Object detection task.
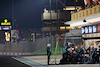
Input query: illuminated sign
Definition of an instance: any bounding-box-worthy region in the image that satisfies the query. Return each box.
[81,27,85,34]
[82,25,100,34]
[5,32,10,41]
[0,26,1,30]
[93,26,96,33]
[0,18,12,26]
[98,26,100,31]
[89,26,92,33]
[85,27,88,33]
[1,19,11,25]
[11,30,17,44]
[0,26,12,30]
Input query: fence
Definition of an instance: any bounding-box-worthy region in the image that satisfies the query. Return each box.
[0,34,63,55]
[0,34,82,55]
[0,43,34,56]
[32,34,63,52]
[32,35,82,54]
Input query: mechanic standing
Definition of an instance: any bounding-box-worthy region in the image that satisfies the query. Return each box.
[47,43,51,65]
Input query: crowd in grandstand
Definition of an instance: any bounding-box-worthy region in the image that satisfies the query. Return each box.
[71,1,100,14]
[80,1,99,10]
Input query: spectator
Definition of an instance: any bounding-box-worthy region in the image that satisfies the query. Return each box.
[81,5,85,10]
[92,1,96,6]
[73,1,99,13]
[95,1,99,5]
[70,11,75,14]
[76,8,80,12]
[87,3,90,8]
[90,3,93,8]
[85,4,88,9]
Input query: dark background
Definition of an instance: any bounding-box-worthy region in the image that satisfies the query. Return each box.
[0,0,84,29]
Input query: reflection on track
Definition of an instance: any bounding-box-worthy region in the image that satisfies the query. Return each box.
[13,57,48,67]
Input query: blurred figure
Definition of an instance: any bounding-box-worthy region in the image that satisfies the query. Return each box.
[92,1,96,6]
[95,1,99,5]
[81,5,85,10]
[76,8,80,12]
[87,3,90,8]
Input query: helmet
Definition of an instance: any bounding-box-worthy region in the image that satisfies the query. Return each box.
[47,43,51,47]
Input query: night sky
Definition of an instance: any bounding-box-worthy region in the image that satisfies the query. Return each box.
[0,0,49,29]
[0,0,84,29]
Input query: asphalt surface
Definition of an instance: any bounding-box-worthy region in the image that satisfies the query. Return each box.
[0,55,99,67]
[22,55,100,67]
[0,56,31,67]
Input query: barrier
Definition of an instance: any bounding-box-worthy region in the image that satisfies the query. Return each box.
[32,47,64,55]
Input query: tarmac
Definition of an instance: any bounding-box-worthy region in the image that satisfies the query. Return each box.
[13,54,100,67]
[0,56,31,67]
[23,55,62,65]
